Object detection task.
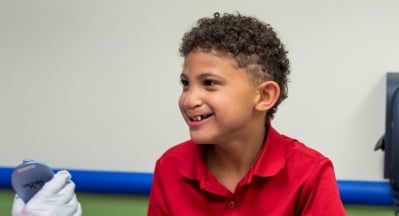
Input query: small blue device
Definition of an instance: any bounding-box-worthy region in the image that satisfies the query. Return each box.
[11,159,54,203]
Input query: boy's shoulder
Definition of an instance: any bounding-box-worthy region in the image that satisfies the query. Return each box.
[155,140,204,178]
[279,132,332,172]
[269,125,328,162]
[157,140,197,161]
[284,135,328,159]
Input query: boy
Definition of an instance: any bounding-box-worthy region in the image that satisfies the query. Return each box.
[148,12,346,215]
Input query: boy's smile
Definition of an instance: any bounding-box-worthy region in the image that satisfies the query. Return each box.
[186,113,213,128]
[179,49,261,145]
[187,112,213,123]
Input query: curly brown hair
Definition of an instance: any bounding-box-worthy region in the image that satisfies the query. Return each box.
[179,12,291,124]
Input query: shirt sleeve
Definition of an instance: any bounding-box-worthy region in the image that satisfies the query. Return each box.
[299,158,347,216]
[147,160,170,216]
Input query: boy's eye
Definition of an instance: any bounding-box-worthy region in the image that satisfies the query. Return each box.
[180,79,189,87]
[203,79,218,86]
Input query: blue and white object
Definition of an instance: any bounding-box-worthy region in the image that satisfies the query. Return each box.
[11,159,54,203]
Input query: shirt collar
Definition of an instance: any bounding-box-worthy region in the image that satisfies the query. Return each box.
[252,125,285,177]
[180,124,286,180]
[180,142,208,180]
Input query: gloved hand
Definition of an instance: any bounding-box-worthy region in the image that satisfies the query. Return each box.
[12,170,82,216]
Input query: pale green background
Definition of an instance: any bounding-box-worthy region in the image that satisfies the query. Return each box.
[0,189,394,215]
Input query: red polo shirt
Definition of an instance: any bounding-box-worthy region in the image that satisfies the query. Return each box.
[148,126,346,215]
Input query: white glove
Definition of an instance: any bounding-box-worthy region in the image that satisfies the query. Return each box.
[12,170,82,216]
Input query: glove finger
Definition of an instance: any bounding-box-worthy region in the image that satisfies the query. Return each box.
[31,181,76,205]
[56,181,76,204]
[25,195,80,216]
[11,194,25,215]
[55,194,80,216]
[37,170,71,195]
[67,195,81,214]
[73,202,82,216]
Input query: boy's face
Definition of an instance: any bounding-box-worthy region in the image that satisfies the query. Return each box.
[179,50,262,145]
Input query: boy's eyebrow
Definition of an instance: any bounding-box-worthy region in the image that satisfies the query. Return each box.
[198,72,221,79]
[179,73,187,79]
[180,71,221,80]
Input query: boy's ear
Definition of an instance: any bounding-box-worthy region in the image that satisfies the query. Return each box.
[254,81,280,111]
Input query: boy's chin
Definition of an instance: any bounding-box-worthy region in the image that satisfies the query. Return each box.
[190,138,210,145]
[189,134,213,145]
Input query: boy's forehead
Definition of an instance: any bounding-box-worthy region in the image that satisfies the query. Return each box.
[183,49,238,68]
[180,51,255,81]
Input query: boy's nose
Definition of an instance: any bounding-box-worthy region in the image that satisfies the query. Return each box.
[182,89,203,110]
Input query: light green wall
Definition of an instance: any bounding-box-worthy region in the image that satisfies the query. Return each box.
[0,189,394,215]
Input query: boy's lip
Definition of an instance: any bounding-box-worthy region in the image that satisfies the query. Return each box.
[186,113,213,127]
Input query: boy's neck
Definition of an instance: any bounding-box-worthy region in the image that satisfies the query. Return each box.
[205,125,268,192]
